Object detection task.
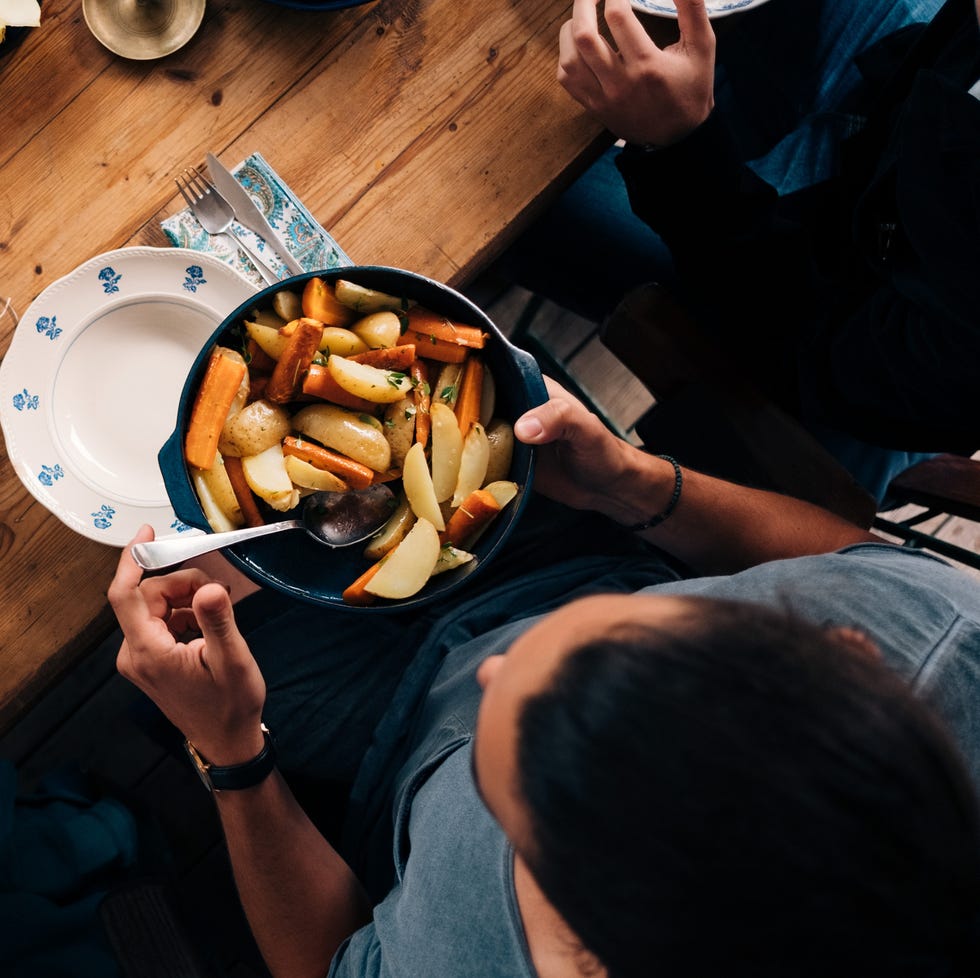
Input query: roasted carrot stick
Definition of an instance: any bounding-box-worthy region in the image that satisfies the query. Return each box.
[266,319,324,403]
[342,558,385,606]
[302,277,356,327]
[441,488,501,547]
[282,436,375,490]
[349,345,417,371]
[224,455,265,528]
[404,307,487,348]
[395,330,469,364]
[454,354,484,436]
[301,364,378,413]
[411,358,431,447]
[184,350,247,470]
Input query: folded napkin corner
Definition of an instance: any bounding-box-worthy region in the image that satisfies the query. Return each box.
[161,153,352,287]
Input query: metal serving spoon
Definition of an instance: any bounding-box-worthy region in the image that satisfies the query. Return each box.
[131,484,396,572]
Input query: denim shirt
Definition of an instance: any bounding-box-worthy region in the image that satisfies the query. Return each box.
[329,543,980,976]
[328,614,541,978]
[652,544,980,790]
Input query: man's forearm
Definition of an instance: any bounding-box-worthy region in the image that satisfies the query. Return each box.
[214,771,371,978]
[599,448,878,574]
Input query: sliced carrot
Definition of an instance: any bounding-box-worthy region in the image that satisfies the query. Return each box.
[396,330,469,363]
[411,358,431,447]
[301,363,379,413]
[371,467,403,484]
[302,277,356,327]
[278,316,324,337]
[266,319,324,403]
[224,455,265,528]
[282,436,375,490]
[441,488,501,547]
[184,350,248,470]
[349,345,417,371]
[342,558,385,606]
[454,354,484,436]
[404,307,487,349]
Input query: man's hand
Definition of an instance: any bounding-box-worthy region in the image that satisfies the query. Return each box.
[558,0,715,146]
[108,525,266,765]
[514,376,637,514]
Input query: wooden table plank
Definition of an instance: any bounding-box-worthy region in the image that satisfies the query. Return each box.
[0,0,608,733]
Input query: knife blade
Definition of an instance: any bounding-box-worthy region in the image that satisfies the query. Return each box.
[206,153,305,277]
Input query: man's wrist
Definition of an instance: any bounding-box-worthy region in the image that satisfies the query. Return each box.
[625,456,683,532]
[596,447,680,530]
[185,724,277,793]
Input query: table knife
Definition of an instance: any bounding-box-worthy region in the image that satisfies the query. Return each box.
[206,153,305,276]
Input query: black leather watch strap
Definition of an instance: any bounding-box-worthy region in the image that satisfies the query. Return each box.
[184,724,276,793]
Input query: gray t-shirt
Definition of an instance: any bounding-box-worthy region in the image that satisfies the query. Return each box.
[328,543,980,977]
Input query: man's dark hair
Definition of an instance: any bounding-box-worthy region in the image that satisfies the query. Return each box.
[517,597,980,978]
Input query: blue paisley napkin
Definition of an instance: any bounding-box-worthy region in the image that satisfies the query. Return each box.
[161,152,352,286]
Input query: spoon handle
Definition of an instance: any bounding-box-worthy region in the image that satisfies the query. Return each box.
[131,520,304,571]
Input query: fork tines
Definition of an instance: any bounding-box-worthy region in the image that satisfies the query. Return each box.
[174,166,214,207]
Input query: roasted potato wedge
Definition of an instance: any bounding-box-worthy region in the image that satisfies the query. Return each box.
[192,459,244,532]
[434,362,463,409]
[484,419,515,486]
[272,290,303,323]
[242,443,299,512]
[284,455,349,494]
[483,479,519,509]
[219,399,292,458]
[383,397,417,470]
[335,279,409,314]
[364,517,441,599]
[245,320,290,362]
[318,326,369,357]
[402,441,446,531]
[327,355,413,404]
[247,307,287,330]
[431,545,474,576]
[292,404,392,472]
[452,422,490,507]
[430,402,463,503]
[362,492,417,561]
[352,311,402,350]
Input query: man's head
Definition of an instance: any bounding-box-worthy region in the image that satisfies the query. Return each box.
[473,594,980,978]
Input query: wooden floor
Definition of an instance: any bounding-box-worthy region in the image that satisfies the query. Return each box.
[1,276,977,977]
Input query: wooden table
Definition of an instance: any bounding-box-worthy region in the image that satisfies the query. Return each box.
[0,0,615,732]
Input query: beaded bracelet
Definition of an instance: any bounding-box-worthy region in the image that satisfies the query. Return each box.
[627,455,683,532]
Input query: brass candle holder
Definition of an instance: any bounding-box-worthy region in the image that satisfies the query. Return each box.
[82,0,205,60]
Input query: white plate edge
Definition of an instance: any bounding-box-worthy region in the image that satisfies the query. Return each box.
[0,247,255,545]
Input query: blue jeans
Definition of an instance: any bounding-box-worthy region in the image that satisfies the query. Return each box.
[714,0,943,193]
[499,0,943,322]
[497,0,943,502]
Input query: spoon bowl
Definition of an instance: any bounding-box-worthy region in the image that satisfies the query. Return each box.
[131,484,396,572]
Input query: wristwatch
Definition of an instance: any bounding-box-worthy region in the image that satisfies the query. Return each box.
[184,724,276,793]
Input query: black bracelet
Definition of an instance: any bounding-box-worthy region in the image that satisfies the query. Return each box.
[627,455,683,532]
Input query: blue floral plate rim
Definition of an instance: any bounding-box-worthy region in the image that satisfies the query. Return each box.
[258,0,374,9]
[630,0,772,19]
[0,247,254,545]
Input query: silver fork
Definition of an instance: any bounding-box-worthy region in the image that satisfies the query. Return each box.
[175,168,281,286]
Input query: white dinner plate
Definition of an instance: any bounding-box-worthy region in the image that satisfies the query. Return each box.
[0,247,254,545]
[631,0,773,19]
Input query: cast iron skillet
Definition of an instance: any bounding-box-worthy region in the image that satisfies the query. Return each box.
[158,265,547,611]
